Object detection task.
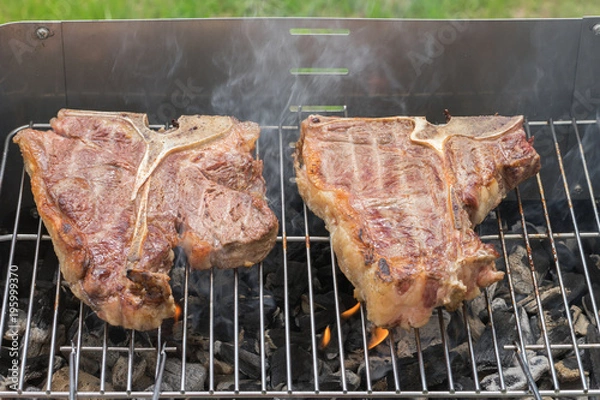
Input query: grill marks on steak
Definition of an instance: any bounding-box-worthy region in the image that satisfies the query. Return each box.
[14,109,278,331]
[294,115,540,329]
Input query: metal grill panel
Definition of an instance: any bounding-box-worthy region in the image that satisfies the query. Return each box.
[1,116,600,398]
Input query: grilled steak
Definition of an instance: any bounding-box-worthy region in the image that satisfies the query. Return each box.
[294,115,540,329]
[14,109,278,331]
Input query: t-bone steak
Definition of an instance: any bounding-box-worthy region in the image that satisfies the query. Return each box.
[294,114,540,329]
[14,109,279,331]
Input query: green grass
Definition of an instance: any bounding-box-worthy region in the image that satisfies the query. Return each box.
[1,0,599,24]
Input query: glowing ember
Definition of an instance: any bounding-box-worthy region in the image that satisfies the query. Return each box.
[174,303,183,323]
[320,325,332,349]
[367,327,389,350]
[341,302,361,319]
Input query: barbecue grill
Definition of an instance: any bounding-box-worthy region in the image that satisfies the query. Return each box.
[1,17,600,398]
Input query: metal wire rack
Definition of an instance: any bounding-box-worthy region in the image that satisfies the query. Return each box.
[1,114,600,399]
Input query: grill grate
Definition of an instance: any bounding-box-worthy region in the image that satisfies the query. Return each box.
[1,115,600,398]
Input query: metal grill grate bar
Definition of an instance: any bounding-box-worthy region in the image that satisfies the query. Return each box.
[3,231,600,245]
[100,323,109,393]
[255,126,269,394]
[388,330,401,392]
[17,217,43,392]
[258,261,267,393]
[3,231,600,244]
[437,310,454,392]
[233,267,240,392]
[46,264,63,393]
[464,300,484,391]
[127,331,135,393]
[208,266,215,393]
[328,237,349,392]
[277,123,294,393]
[302,202,321,392]
[414,328,428,392]
[359,303,373,392]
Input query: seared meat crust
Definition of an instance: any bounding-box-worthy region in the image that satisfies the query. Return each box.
[294,115,540,329]
[15,109,278,331]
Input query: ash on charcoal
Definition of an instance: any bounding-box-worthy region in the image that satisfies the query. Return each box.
[555,356,588,383]
[48,365,113,397]
[538,303,570,332]
[372,376,388,391]
[23,325,49,360]
[508,245,536,296]
[212,358,234,375]
[517,285,562,314]
[480,355,549,391]
[162,358,206,392]
[111,355,147,391]
[572,305,591,336]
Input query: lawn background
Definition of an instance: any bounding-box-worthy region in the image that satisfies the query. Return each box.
[1,0,600,23]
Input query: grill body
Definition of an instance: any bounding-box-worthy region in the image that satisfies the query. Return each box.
[1,17,600,398]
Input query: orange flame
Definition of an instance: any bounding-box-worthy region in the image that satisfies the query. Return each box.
[367,327,389,350]
[320,325,332,350]
[174,303,183,323]
[341,302,361,319]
